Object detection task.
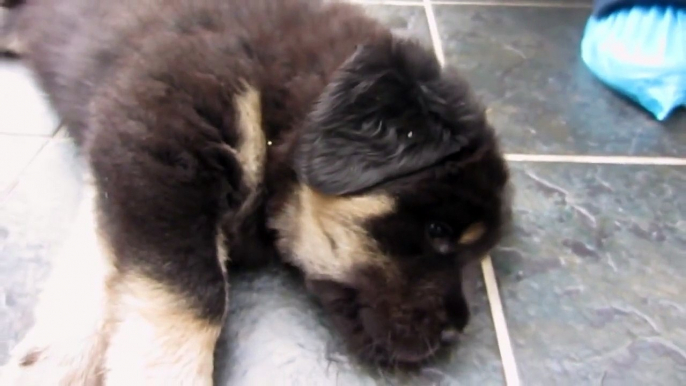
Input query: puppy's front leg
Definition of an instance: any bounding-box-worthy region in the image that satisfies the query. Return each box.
[104,273,224,386]
[89,140,231,384]
[3,133,232,386]
[2,169,229,386]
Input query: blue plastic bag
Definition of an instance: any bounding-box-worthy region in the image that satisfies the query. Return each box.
[581,6,686,121]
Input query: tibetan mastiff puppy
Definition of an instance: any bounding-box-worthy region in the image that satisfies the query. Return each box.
[0,0,511,384]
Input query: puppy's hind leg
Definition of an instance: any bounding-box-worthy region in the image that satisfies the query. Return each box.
[0,179,117,386]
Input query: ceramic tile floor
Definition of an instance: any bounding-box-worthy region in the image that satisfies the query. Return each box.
[1,1,685,385]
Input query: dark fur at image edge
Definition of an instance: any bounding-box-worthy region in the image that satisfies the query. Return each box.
[2,0,511,367]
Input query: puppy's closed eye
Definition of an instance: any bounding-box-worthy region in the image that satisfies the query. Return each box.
[426,221,456,254]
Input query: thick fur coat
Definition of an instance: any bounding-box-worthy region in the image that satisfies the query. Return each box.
[0,0,511,383]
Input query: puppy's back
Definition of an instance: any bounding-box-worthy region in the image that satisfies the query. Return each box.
[9,0,383,145]
[10,0,165,141]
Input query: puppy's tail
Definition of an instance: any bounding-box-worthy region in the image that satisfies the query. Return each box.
[1,0,26,57]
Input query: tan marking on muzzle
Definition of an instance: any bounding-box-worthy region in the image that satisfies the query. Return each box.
[458,222,485,245]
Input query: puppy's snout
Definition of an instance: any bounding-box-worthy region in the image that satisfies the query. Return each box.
[444,288,470,331]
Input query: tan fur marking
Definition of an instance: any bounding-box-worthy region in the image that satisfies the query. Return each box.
[234,83,266,190]
[104,274,221,386]
[0,177,225,386]
[212,84,265,273]
[216,228,229,271]
[215,228,230,320]
[458,222,486,245]
[271,186,396,280]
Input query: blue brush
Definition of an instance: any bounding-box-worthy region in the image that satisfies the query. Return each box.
[581,1,686,121]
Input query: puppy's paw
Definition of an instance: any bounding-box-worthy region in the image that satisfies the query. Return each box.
[0,324,108,386]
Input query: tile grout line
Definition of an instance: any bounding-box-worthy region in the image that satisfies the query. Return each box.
[0,138,50,201]
[0,132,54,138]
[505,154,686,165]
[482,256,521,386]
[52,123,69,139]
[423,1,521,385]
[423,0,446,66]
[0,124,65,201]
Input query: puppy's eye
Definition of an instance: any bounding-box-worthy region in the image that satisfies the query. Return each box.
[426,221,453,239]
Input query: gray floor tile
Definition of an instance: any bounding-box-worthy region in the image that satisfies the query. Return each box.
[0,60,60,136]
[215,264,504,385]
[0,138,84,365]
[492,162,686,385]
[0,135,47,196]
[434,5,686,156]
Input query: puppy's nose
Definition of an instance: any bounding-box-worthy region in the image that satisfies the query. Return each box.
[440,328,460,344]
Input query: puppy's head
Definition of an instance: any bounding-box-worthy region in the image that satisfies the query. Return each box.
[272,36,511,366]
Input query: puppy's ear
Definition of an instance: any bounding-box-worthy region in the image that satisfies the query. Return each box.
[294,36,488,196]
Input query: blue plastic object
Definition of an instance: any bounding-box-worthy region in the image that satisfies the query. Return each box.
[581,5,686,121]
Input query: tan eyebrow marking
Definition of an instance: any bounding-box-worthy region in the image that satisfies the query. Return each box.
[458,222,485,245]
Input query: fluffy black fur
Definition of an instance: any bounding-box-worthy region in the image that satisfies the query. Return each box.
[294,37,485,196]
[2,0,511,370]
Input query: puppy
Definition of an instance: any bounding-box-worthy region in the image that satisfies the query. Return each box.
[0,0,511,383]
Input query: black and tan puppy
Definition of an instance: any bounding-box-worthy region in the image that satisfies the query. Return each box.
[0,0,511,383]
